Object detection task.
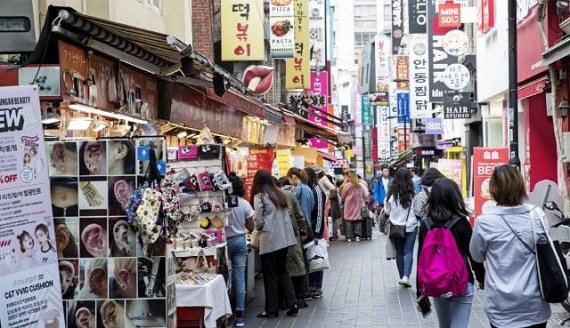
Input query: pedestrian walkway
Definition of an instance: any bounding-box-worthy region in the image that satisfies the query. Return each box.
[244,231,569,327]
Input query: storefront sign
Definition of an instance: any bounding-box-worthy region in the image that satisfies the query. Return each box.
[363,129,372,160]
[397,93,410,123]
[361,95,372,127]
[221,0,265,61]
[309,0,326,69]
[59,40,88,104]
[409,0,428,34]
[442,30,470,56]
[308,71,330,149]
[119,65,159,120]
[372,91,389,107]
[375,34,391,92]
[270,0,295,58]
[286,0,310,89]
[378,106,391,160]
[443,92,472,119]
[397,127,411,152]
[395,56,409,90]
[479,0,494,33]
[426,117,443,134]
[288,93,326,118]
[243,65,275,95]
[276,149,292,177]
[392,0,404,55]
[438,1,461,28]
[473,147,509,218]
[245,148,274,200]
[0,86,64,328]
[416,146,436,157]
[442,63,470,91]
[427,0,458,103]
[409,36,429,118]
[90,54,119,110]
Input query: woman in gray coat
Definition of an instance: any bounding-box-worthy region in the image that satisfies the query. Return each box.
[251,170,299,318]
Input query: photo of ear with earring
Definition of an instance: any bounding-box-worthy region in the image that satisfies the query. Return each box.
[109,258,137,299]
[109,218,135,257]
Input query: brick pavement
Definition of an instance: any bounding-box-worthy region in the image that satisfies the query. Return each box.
[242,231,569,328]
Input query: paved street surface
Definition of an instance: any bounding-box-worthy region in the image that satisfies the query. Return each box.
[243,231,569,328]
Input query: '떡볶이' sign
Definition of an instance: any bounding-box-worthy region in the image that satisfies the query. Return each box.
[221,0,265,61]
[286,0,310,89]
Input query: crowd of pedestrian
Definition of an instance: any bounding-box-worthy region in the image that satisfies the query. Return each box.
[226,161,557,328]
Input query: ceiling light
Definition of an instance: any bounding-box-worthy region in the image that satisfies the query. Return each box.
[42,117,61,124]
[69,103,148,125]
[92,121,108,132]
[67,118,93,131]
[177,131,188,138]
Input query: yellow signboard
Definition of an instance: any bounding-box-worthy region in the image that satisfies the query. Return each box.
[221,0,265,61]
[285,0,310,89]
[276,149,292,177]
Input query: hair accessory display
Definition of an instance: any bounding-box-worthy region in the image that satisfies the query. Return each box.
[196,171,213,191]
[184,175,201,192]
[211,199,224,213]
[210,173,220,191]
[198,144,221,160]
[178,145,199,160]
[213,171,232,191]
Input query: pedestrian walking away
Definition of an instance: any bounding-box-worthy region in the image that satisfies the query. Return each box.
[341,170,369,242]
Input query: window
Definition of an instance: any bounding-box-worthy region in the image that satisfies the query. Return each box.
[148,0,161,13]
[354,5,376,19]
[354,32,375,48]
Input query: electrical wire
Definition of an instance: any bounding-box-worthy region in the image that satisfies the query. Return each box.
[29,16,59,86]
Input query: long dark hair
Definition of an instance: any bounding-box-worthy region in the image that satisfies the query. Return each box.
[304,167,318,187]
[250,170,288,209]
[387,168,414,208]
[420,167,445,187]
[427,178,469,221]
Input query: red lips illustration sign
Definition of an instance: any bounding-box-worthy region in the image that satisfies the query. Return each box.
[308,71,330,149]
[242,65,275,95]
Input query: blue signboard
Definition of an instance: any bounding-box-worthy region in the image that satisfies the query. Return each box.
[397,93,410,123]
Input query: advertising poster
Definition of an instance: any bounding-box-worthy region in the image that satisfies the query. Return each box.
[397,93,410,124]
[286,0,310,89]
[0,86,64,328]
[437,159,464,195]
[269,0,295,58]
[46,137,175,328]
[378,106,391,160]
[397,127,411,153]
[276,149,293,177]
[394,56,410,91]
[473,147,508,219]
[309,0,326,69]
[245,148,274,200]
[391,0,404,55]
[375,34,391,92]
[408,35,430,119]
[408,0,428,34]
[425,117,443,134]
[308,71,330,149]
[221,0,265,61]
[361,95,372,127]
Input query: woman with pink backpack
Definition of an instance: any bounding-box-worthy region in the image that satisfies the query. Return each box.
[416,178,485,327]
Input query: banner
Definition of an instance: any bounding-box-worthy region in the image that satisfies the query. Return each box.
[443,92,472,119]
[409,36,429,118]
[276,149,292,177]
[378,106,391,160]
[309,0,326,69]
[308,71,330,149]
[372,127,378,161]
[221,0,265,61]
[375,34,391,92]
[395,56,409,91]
[408,0,428,34]
[473,147,509,218]
[479,0,495,33]
[245,148,274,200]
[397,93,410,123]
[270,0,295,58]
[397,127,411,152]
[0,86,64,328]
[425,117,443,134]
[361,95,372,127]
[391,0,404,55]
[363,129,372,160]
[286,0,310,89]
[427,0,457,103]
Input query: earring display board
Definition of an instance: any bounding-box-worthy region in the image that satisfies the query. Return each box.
[46,138,176,328]
[0,86,65,328]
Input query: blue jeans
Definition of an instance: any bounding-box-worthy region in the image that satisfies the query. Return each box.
[227,235,248,311]
[433,283,474,328]
[393,230,417,278]
[309,270,323,290]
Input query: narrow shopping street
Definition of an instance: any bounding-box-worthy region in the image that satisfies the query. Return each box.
[245,232,569,328]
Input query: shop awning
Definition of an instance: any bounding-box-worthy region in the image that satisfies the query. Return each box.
[532,36,570,69]
[318,150,337,162]
[518,76,548,100]
[388,148,415,168]
[293,115,353,145]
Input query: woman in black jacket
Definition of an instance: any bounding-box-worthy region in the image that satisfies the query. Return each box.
[416,178,485,328]
[305,167,326,299]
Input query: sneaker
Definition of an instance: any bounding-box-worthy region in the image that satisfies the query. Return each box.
[401,276,412,288]
[234,317,245,327]
[346,239,352,242]
[355,237,361,242]
[286,304,299,317]
[311,289,323,298]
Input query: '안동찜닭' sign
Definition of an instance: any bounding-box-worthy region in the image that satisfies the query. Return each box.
[221,0,265,61]
[0,85,64,328]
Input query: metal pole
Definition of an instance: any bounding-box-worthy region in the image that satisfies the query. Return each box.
[508,0,521,168]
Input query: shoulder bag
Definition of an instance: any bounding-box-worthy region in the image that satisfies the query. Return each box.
[499,208,569,303]
[389,204,411,239]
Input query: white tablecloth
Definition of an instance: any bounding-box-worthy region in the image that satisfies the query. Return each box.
[176,275,232,328]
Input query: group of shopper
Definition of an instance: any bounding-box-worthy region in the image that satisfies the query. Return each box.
[380,165,553,328]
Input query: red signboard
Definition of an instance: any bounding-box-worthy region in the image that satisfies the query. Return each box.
[473,147,509,220]
[478,0,494,33]
[244,148,274,201]
[59,40,88,103]
[438,2,461,28]
[372,127,378,162]
[397,127,411,153]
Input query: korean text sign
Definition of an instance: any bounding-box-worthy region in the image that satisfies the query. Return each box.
[221,0,265,61]
[286,0,310,89]
[473,147,508,219]
[0,86,64,328]
[308,71,330,149]
[409,36,429,119]
[270,0,295,58]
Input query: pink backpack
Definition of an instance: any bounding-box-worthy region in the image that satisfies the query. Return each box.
[418,216,469,298]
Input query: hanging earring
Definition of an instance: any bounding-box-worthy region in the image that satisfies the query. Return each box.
[119,281,127,291]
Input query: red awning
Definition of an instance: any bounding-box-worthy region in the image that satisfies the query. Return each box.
[318,150,336,161]
[518,76,548,100]
[205,88,266,118]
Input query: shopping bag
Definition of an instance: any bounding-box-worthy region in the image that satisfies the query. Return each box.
[304,239,330,272]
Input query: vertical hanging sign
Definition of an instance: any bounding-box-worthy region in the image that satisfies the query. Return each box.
[391,0,404,55]
[309,0,326,69]
[378,106,391,160]
[270,0,295,58]
[0,86,64,328]
[286,0,310,89]
[361,95,372,126]
[409,36,429,118]
[308,71,330,149]
[408,0,428,34]
[221,0,265,61]
[375,34,391,92]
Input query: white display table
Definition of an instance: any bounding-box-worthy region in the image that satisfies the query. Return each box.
[176,274,233,328]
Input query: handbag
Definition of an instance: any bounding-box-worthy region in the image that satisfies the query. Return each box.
[192,250,218,274]
[304,239,330,272]
[389,205,411,239]
[500,208,570,303]
[250,229,261,250]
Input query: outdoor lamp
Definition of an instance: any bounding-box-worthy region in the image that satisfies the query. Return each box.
[559,98,569,118]
[557,0,570,15]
